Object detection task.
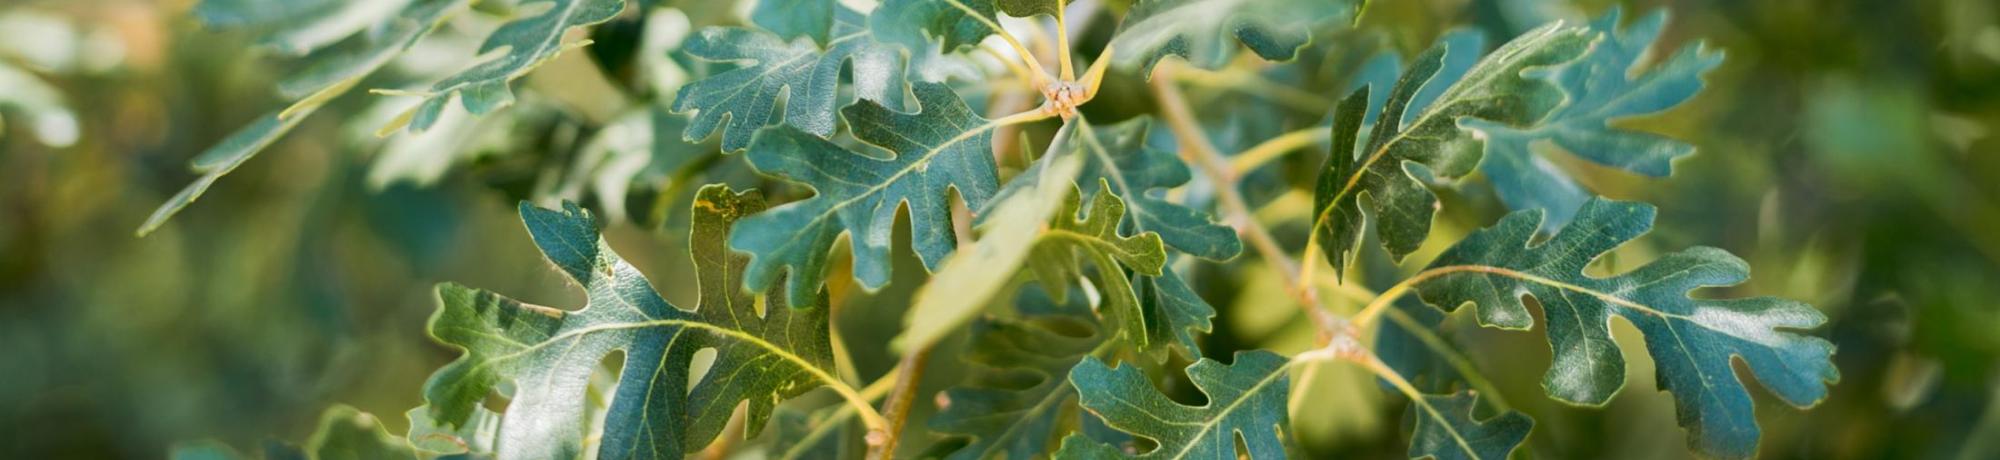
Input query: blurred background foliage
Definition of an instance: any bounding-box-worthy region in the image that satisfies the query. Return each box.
[1,0,1997,458]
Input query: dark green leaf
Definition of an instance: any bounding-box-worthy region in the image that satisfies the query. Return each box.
[730,82,1001,308]
[1415,198,1838,459]
[1063,351,1292,459]
[169,406,417,460]
[1310,23,1592,277]
[928,288,1108,460]
[1109,0,1362,76]
[1467,8,1723,229]
[421,187,839,459]
[1405,391,1531,460]
[674,8,909,151]
[1064,117,1241,261]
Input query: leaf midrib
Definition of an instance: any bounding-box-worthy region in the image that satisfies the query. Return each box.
[1312,26,1569,235]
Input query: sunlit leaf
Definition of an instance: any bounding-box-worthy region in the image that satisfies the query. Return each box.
[928,288,1108,460]
[1405,391,1531,460]
[1414,198,1838,459]
[421,187,840,459]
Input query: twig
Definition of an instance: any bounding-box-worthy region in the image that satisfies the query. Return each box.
[866,347,934,459]
[1149,62,1341,342]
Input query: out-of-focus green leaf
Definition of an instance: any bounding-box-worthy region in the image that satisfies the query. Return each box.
[1415,198,1839,459]
[730,82,1002,308]
[1108,0,1361,76]
[0,61,77,147]
[673,8,908,151]
[1005,117,1240,261]
[1405,391,1531,460]
[1310,23,1591,276]
[168,406,416,460]
[1058,351,1292,459]
[421,187,837,459]
[406,404,499,458]
[1467,8,1722,229]
[388,0,625,133]
[928,288,1107,460]
[752,0,836,46]
[139,0,464,236]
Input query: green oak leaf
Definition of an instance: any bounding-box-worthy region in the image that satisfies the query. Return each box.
[1406,391,1531,460]
[406,404,499,458]
[1310,23,1592,277]
[170,405,417,460]
[1466,8,1723,229]
[390,0,625,133]
[1060,350,1292,459]
[869,0,1021,53]
[731,82,1001,308]
[421,186,839,459]
[752,0,836,46]
[1109,0,1361,76]
[928,288,1108,460]
[139,0,464,236]
[1003,117,1241,261]
[1020,180,1168,353]
[1414,198,1838,459]
[987,118,1221,360]
[673,8,909,151]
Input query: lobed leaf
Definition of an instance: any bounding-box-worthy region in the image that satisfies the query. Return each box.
[674,8,909,151]
[1059,351,1292,459]
[389,0,625,133]
[1414,198,1839,459]
[928,288,1108,460]
[730,82,1002,308]
[1405,391,1532,460]
[421,186,839,459]
[1310,23,1593,277]
[1466,8,1723,229]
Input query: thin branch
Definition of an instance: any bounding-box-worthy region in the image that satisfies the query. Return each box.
[1231,127,1331,173]
[866,346,934,459]
[1150,62,1341,341]
[1379,306,1513,411]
